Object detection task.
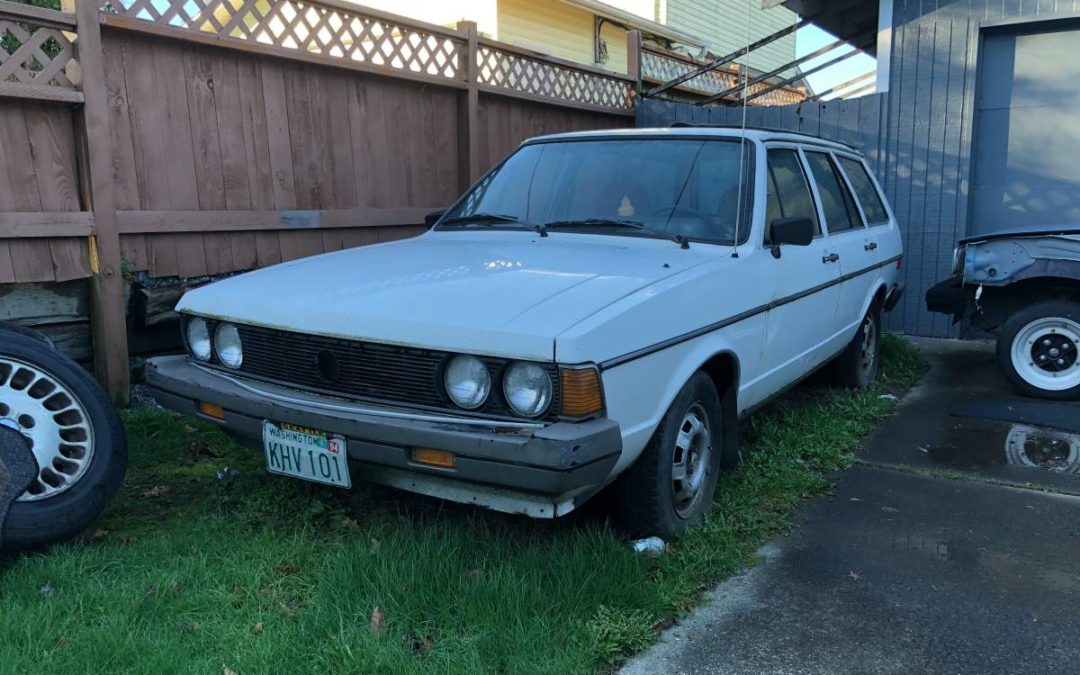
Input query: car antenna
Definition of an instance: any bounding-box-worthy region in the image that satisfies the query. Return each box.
[730,0,753,260]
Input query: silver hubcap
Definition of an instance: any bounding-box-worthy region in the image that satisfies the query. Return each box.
[672,403,712,519]
[1010,317,1080,392]
[860,314,877,376]
[0,357,95,502]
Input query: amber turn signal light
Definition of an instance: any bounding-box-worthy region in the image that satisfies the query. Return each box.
[198,401,225,420]
[559,367,604,418]
[411,447,456,469]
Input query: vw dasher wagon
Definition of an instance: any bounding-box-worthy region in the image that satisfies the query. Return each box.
[146,127,904,537]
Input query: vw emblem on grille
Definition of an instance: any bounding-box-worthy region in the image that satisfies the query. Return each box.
[316,349,341,384]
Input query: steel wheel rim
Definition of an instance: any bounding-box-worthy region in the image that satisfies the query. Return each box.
[860,313,878,376]
[672,402,712,519]
[1010,317,1080,392]
[0,357,95,502]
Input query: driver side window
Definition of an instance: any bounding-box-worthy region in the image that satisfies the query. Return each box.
[764,149,821,245]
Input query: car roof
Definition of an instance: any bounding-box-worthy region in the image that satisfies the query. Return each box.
[524,126,861,155]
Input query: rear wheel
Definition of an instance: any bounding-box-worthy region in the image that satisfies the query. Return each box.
[0,325,127,551]
[614,372,734,538]
[831,304,882,389]
[997,300,1080,400]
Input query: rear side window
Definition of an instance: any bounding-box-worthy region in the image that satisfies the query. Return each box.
[805,152,863,233]
[765,149,821,243]
[836,156,889,225]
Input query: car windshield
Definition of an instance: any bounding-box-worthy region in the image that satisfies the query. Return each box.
[438,138,754,245]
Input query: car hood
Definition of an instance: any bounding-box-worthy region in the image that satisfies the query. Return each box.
[177,231,712,360]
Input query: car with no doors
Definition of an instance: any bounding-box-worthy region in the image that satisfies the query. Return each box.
[145,126,904,537]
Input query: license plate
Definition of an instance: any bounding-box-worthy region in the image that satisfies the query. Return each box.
[262,421,351,489]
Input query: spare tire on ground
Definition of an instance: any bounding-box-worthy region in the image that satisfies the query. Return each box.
[0,323,127,552]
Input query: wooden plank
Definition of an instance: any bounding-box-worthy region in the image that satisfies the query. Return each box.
[211,50,254,211]
[118,34,168,209]
[183,47,227,211]
[24,105,80,211]
[202,232,234,275]
[101,32,141,210]
[0,243,15,282]
[259,60,297,209]
[0,81,83,104]
[347,77,378,207]
[0,280,87,323]
[283,64,323,208]
[119,233,148,272]
[0,212,94,237]
[339,227,380,249]
[228,231,258,271]
[253,231,282,268]
[477,83,634,118]
[153,41,200,209]
[114,207,436,233]
[277,230,324,262]
[48,238,90,281]
[325,70,357,209]
[0,104,44,211]
[459,21,480,188]
[235,53,274,209]
[8,239,54,282]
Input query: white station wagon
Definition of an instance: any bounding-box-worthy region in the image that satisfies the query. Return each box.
[146,127,904,537]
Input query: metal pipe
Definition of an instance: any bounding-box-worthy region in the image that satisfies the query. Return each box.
[807,70,876,101]
[739,48,863,104]
[697,36,852,106]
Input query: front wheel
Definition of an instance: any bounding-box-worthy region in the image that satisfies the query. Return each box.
[614,372,735,538]
[997,300,1080,400]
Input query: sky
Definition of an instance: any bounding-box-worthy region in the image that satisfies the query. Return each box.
[795,24,878,99]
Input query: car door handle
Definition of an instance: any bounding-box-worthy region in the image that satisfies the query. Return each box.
[864,242,878,251]
[822,252,840,263]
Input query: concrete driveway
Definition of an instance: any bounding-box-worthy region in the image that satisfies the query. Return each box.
[622,339,1080,675]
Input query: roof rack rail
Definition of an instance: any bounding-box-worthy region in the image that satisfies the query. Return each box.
[667,122,860,151]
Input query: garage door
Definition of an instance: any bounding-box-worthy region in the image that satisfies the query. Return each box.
[971,24,1080,236]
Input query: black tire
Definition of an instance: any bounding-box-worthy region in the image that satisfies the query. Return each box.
[614,372,735,539]
[830,303,882,389]
[995,299,1080,401]
[0,330,127,552]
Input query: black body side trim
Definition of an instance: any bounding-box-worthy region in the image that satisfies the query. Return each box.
[599,253,901,370]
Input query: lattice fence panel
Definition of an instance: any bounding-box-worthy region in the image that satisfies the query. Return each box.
[477,45,632,112]
[103,0,464,80]
[643,49,804,107]
[0,19,76,87]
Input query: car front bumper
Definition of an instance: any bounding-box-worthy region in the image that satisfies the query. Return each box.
[925,275,971,318]
[144,356,622,517]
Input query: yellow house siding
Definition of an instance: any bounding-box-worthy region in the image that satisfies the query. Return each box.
[663,0,797,74]
[496,0,630,73]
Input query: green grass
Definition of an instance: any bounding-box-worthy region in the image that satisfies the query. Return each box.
[0,336,927,674]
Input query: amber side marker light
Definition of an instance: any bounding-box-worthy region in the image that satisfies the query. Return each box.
[198,401,225,420]
[411,447,456,469]
[559,367,604,418]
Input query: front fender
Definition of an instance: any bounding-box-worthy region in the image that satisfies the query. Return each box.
[599,316,760,475]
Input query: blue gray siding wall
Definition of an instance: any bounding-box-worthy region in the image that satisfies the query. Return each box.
[638,0,1080,337]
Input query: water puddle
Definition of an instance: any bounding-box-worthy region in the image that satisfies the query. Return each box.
[924,419,1080,476]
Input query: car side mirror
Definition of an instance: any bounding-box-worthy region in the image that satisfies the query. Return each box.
[425,209,447,227]
[768,216,815,258]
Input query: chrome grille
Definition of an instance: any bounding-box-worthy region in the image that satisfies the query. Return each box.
[222,324,560,419]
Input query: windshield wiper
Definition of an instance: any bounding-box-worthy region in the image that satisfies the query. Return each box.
[440,213,525,226]
[439,213,548,237]
[542,219,690,249]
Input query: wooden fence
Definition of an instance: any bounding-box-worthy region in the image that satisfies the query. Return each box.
[0,0,806,402]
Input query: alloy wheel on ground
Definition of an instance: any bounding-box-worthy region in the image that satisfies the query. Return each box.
[0,357,96,502]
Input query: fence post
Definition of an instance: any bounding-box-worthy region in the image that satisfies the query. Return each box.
[457,20,480,189]
[626,30,642,102]
[72,0,130,405]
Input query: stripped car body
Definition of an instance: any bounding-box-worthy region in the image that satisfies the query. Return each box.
[146,127,904,534]
[927,226,1080,399]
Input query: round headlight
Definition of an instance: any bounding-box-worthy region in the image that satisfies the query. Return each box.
[503,362,553,418]
[214,322,243,369]
[186,317,211,361]
[444,355,491,410]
